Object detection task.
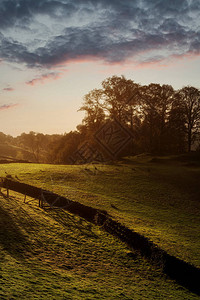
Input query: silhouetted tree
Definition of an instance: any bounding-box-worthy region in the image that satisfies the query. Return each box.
[50,131,83,164]
[139,84,175,153]
[79,89,106,134]
[101,75,140,127]
[166,93,186,153]
[178,86,200,152]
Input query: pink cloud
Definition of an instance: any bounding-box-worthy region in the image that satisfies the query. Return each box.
[26,72,62,86]
[0,103,18,111]
[137,51,200,69]
[51,55,101,70]
[169,51,200,62]
[3,87,15,92]
[135,60,168,70]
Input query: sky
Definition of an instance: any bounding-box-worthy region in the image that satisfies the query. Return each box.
[0,0,200,137]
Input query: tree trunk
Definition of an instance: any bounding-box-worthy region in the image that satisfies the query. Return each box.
[188,127,192,152]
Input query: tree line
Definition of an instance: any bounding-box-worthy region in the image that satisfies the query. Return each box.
[0,131,61,163]
[51,76,200,163]
[1,75,200,163]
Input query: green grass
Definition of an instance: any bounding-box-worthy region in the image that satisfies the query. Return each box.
[0,191,198,299]
[0,155,200,298]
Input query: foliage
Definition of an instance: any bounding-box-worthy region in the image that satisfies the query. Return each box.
[78,89,106,134]
[101,75,140,125]
[79,76,200,157]
[0,132,62,163]
[49,131,84,164]
[178,86,200,152]
[138,84,175,153]
[1,76,200,164]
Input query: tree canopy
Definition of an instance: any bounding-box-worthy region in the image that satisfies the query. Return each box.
[1,75,200,164]
[78,76,200,156]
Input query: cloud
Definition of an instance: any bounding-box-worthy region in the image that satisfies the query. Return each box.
[26,71,62,86]
[0,32,40,67]
[0,103,18,111]
[0,0,199,68]
[3,87,14,91]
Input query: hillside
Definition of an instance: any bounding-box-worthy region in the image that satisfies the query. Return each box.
[0,155,200,298]
[0,143,35,162]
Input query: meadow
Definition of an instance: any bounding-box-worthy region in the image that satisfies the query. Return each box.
[0,154,199,299]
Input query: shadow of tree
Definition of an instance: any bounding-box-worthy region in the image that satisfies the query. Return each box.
[47,208,98,239]
[0,193,30,261]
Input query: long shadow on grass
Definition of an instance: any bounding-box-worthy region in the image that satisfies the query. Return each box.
[2,178,200,296]
[0,194,30,260]
[47,208,99,239]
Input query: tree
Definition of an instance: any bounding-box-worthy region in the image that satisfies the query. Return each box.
[139,84,175,153]
[18,131,48,162]
[79,76,140,134]
[101,75,140,127]
[166,93,186,153]
[178,86,200,152]
[50,131,83,164]
[79,75,200,157]
[79,89,106,134]
[0,132,7,144]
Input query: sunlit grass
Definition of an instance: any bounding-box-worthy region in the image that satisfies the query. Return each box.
[0,189,198,299]
[0,155,200,298]
[0,157,200,268]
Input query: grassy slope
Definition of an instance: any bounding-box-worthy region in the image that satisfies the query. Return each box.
[0,192,198,299]
[0,156,199,298]
[0,143,34,162]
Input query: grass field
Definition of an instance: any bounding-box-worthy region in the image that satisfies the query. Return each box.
[0,154,200,299]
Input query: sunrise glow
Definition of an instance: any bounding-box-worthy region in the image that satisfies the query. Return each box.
[0,0,200,136]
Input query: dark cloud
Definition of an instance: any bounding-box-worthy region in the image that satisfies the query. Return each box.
[148,0,190,16]
[0,32,40,67]
[0,0,199,68]
[189,32,200,54]
[0,0,84,28]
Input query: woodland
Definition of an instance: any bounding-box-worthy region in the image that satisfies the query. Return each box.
[1,75,200,164]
